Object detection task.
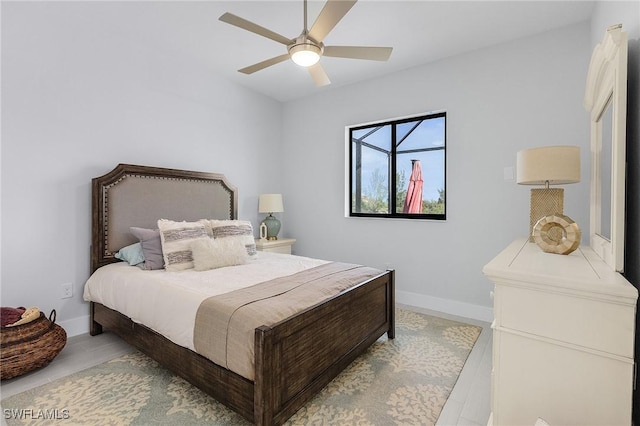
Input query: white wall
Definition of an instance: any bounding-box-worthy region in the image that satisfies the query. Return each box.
[3,2,619,334]
[281,22,592,321]
[591,1,639,45]
[1,2,283,335]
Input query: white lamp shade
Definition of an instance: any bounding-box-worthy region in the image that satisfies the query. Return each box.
[258,194,284,213]
[517,146,580,185]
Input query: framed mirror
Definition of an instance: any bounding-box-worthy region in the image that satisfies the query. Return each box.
[584,24,628,271]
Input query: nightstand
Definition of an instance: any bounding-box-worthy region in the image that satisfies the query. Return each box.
[254,238,296,254]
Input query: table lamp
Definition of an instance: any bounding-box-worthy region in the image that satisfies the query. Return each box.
[517,146,580,240]
[258,194,284,240]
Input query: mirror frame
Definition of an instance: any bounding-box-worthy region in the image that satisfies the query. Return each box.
[584,25,628,271]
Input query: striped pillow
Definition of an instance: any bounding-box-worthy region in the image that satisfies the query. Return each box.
[203,219,257,259]
[157,219,209,271]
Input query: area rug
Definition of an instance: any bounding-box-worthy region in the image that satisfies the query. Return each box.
[1,309,481,425]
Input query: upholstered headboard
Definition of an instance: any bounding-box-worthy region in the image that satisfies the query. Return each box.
[91,164,238,272]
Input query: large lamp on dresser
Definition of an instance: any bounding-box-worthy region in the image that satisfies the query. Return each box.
[516,145,580,240]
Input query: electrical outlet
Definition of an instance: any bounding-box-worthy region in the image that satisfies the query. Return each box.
[61,283,73,299]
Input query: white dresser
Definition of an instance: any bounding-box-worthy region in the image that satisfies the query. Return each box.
[483,238,637,426]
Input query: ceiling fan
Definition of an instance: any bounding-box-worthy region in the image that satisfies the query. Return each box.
[219,0,393,87]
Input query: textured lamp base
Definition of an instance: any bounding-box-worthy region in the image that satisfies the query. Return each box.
[529,188,564,241]
[261,214,281,240]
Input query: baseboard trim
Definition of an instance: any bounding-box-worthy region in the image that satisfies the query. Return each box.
[396,290,494,323]
[59,315,90,338]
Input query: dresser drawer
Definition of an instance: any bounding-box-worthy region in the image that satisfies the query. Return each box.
[492,329,633,426]
[494,284,635,357]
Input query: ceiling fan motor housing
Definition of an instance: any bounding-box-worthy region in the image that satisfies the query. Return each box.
[288,35,324,67]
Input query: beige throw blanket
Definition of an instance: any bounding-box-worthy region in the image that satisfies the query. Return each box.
[193,262,382,380]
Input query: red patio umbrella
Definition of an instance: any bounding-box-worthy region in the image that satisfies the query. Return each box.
[403,159,423,213]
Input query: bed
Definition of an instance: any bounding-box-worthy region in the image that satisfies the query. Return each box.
[86,163,395,426]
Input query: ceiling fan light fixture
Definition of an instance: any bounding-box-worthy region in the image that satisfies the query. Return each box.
[289,42,322,67]
[220,0,393,86]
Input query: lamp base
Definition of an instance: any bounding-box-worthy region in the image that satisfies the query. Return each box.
[261,214,281,240]
[529,188,564,242]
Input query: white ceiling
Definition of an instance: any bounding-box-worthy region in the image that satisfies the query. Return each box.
[43,1,596,102]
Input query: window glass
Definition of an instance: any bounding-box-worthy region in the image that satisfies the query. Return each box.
[349,112,446,219]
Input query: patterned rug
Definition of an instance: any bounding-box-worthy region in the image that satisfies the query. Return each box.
[1,309,481,425]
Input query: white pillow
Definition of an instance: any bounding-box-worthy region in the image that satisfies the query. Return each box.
[203,219,257,259]
[191,237,248,271]
[157,219,209,271]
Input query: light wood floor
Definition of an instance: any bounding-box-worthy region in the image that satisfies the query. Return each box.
[0,304,492,426]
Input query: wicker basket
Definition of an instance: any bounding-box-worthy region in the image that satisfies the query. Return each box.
[1,310,67,380]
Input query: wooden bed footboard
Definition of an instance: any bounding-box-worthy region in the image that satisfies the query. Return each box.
[91,302,256,419]
[90,269,394,426]
[255,269,394,425]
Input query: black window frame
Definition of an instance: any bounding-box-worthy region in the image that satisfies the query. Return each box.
[348,111,446,220]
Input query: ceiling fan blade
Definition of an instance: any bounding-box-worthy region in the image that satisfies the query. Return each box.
[323,46,393,61]
[239,54,290,75]
[308,63,331,87]
[308,0,357,43]
[219,12,292,45]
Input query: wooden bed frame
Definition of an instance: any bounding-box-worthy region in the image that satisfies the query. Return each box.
[88,163,395,426]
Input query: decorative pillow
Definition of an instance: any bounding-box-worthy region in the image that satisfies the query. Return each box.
[114,242,145,266]
[204,219,257,259]
[191,237,248,271]
[130,227,164,270]
[157,219,209,271]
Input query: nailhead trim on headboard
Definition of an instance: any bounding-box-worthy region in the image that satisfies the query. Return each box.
[91,164,238,273]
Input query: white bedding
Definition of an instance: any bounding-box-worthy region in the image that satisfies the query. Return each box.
[83,252,329,351]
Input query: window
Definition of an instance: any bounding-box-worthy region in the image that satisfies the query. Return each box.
[349,112,446,219]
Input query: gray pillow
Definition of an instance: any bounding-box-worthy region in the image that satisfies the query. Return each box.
[130,227,164,270]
